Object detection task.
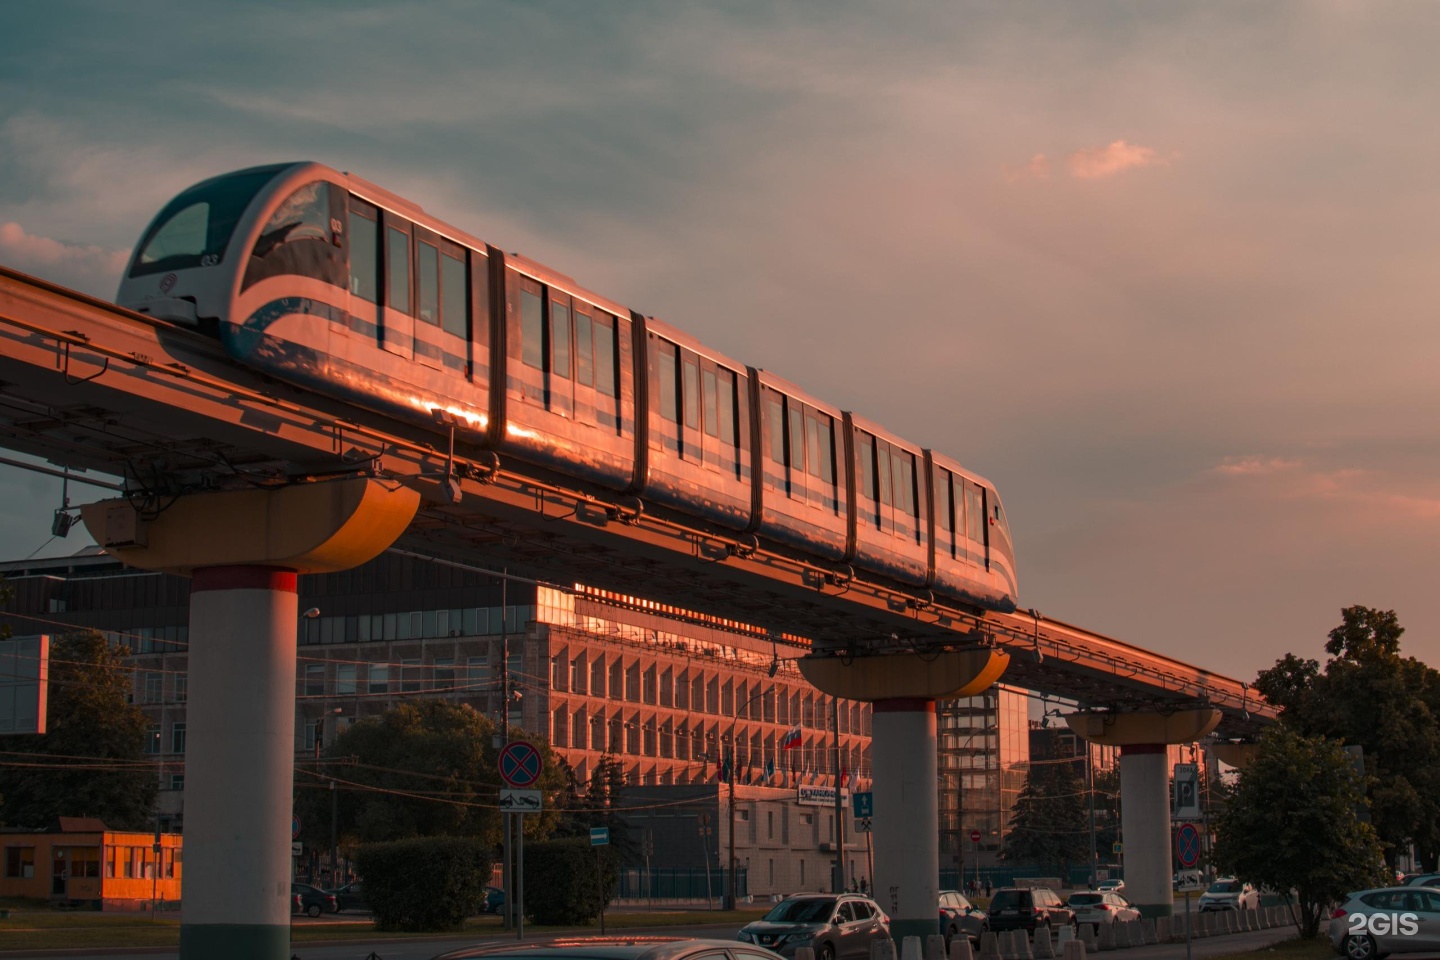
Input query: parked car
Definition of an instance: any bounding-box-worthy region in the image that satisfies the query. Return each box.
[986,888,1076,933]
[328,880,367,911]
[1198,878,1258,912]
[1096,879,1124,893]
[737,893,891,960]
[1400,873,1440,888]
[1066,892,1139,932]
[939,890,988,946]
[291,881,338,917]
[484,885,505,913]
[290,891,303,914]
[1330,886,1440,959]
[434,937,787,960]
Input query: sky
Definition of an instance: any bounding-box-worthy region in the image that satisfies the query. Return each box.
[1,1,1437,683]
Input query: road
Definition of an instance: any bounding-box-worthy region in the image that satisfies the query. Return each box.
[0,917,1306,960]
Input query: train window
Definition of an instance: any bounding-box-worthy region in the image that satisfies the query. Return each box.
[595,314,617,398]
[417,241,440,325]
[937,470,955,557]
[243,181,345,291]
[385,224,411,314]
[702,368,719,439]
[657,340,679,424]
[765,395,785,465]
[717,369,737,447]
[348,200,379,303]
[521,286,544,369]
[132,164,284,276]
[858,433,878,524]
[787,400,806,499]
[683,354,701,433]
[440,249,467,339]
[551,297,571,380]
[877,440,892,507]
[965,482,985,545]
[575,311,594,386]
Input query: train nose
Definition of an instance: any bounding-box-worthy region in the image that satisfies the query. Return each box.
[128,296,199,324]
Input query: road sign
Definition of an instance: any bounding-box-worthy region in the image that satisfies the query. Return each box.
[291,841,303,858]
[1113,842,1123,855]
[499,788,542,812]
[292,815,301,840]
[590,826,610,845]
[852,791,873,818]
[970,829,982,843]
[856,817,872,833]
[499,741,543,787]
[1175,822,1202,868]
[1174,763,1201,819]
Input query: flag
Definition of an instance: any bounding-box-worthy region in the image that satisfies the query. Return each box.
[841,765,850,789]
[764,758,776,783]
[720,753,732,783]
[780,725,803,750]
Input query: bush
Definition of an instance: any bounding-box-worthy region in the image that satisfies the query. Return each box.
[523,838,618,926]
[353,836,489,931]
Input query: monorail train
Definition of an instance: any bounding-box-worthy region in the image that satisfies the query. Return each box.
[115,162,1017,613]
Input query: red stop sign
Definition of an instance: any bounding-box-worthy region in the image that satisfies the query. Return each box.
[970,830,981,843]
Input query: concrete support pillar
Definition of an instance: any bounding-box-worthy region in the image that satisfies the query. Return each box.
[80,478,419,960]
[1063,707,1223,921]
[1119,745,1171,918]
[180,566,298,958]
[873,699,939,944]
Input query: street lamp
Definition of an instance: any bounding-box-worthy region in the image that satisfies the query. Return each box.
[726,684,773,910]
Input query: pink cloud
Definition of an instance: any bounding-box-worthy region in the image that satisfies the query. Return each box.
[1066,140,1169,179]
[0,221,129,298]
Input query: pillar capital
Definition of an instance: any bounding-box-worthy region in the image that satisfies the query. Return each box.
[1063,707,1221,746]
[798,647,1009,701]
[80,477,419,576]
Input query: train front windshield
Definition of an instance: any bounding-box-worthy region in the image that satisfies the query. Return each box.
[129,164,287,277]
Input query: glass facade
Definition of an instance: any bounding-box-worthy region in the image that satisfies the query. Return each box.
[937,685,1031,864]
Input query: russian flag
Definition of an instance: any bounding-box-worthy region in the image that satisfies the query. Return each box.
[779,724,802,750]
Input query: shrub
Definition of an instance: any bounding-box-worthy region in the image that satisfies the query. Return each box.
[353,835,489,931]
[523,838,618,925]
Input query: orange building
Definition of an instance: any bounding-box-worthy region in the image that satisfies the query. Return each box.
[0,818,182,909]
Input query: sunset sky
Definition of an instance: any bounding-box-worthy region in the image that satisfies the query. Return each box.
[2,2,1437,682]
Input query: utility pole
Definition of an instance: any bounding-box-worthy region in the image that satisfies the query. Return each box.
[1087,740,1098,887]
[329,779,339,887]
[498,570,513,929]
[832,698,846,894]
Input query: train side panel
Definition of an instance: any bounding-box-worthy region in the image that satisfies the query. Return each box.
[639,318,753,529]
[928,450,1018,612]
[847,413,930,586]
[752,371,848,560]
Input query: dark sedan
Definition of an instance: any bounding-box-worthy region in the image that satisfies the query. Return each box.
[939,890,988,946]
[738,894,891,960]
[291,881,338,917]
[433,937,786,960]
[986,888,1075,933]
[328,880,367,911]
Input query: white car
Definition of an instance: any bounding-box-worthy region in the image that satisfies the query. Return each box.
[1096,879,1124,893]
[1067,892,1139,931]
[1198,878,1258,912]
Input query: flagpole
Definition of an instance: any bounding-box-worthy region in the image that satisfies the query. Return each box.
[832,697,847,893]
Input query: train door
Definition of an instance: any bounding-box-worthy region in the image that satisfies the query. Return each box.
[347,197,381,351]
[411,226,445,370]
[379,211,414,360]
[963,480,987,570]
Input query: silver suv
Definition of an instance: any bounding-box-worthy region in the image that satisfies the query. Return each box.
[1330,886,1440,960]
[738,894,891,960]
[1198,878,1258,912]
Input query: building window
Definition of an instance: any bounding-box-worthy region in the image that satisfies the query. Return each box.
[368,665,390,695]
[144,725,160,755]
[143,672,162,703]
[174,673,187,702]
[170,722,186,755]
[434,657,455,689]
[466,656,489,689]
[336,663,356,695]
[767,810,774,839]
[401,659,421,693]
[170,774,185,792]
[4,846,35,879]
[304,664,325,697]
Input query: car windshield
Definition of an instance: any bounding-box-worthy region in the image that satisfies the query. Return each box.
[765,898,836,923]
[1207,881,1239,893]
[989,891,1023,910]
[1069,894,1103,905]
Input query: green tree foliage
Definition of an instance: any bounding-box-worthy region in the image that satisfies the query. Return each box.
[353,835,489,931]
[523,837,618,925]
[552,754,635,858]
[1001,753,1089,871]
[1254,606,1440,870]
[0,631,157,829]
[1212,725,1387,938]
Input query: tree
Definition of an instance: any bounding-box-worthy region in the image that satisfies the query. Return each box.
[1001,753,1089,872]
[1212,725,1387,938]
[294,701,571,855]
[1255,606,1440,870]
[0,631,157,829]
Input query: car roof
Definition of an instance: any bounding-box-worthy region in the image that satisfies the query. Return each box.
[432,937,777,960]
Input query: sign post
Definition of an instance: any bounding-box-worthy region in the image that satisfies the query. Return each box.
[970,829,981,892]
[1175,822,1203,960]
[499,742,544,941]
[591,826,610,933]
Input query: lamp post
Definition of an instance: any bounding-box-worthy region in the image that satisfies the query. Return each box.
[726,684,773,910]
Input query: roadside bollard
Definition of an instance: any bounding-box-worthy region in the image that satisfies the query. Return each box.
[926,934,947,960]
[950,935,976,960]
[902,936,923,960]
[1062,940,1087,960]
[1033,925,1056,959]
